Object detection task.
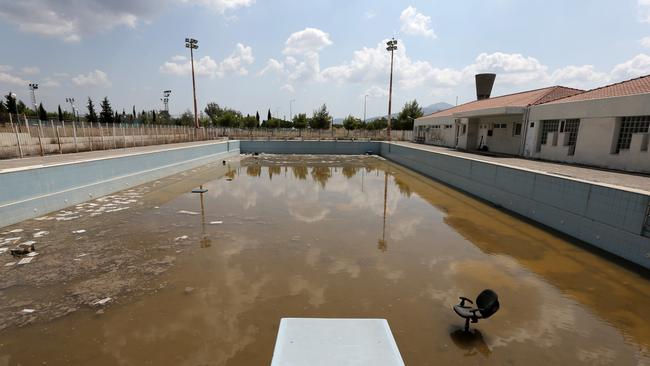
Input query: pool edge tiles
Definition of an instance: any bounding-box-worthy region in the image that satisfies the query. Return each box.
[0,140,239,228]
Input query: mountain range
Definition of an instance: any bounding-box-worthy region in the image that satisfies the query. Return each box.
[333,102,454,124]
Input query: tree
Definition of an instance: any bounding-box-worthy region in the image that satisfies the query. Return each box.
[342,115,362,131]
[267,109,272,121]
[396,100,423,130]
[366,117,388,130]
[17,100,28,115]
[152,110,157,124]
[141,109,148,124]
[99,97,114,124]
[309,104,331,129]
[38,103,47,120]
[58,105,64,121]
[132,106,136,120]
[0,100,6,114]
[255,111,260,124]
[4,92,17,114]
[242,114,258,129]
[292,113,308,129]
[158,110,171,124]
[177,110,194,126]
[86,97,98,123]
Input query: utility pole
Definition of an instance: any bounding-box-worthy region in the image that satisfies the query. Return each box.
[386,38,397,143]
[364,94,369,124]
[185,38,199,128]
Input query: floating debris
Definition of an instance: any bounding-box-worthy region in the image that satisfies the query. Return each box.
[4,262,16,266]
[210,221,223,225]
[56,216,81,221]
[178,210,199,215]
[93,297,112,306]
[0,248,8,254]
[26,252,39,257]
[33,231,49,238]
[191,188,208,194]
[184,287,195,294]
[8,229,24,233]
[17,257,33,265]
[11,242,36,257]
[72,230,87,234]
[21,309,35,314]
[33,216,52,221]
[174,235,189,241]
[106,207,129,213]
[77,253,88,258]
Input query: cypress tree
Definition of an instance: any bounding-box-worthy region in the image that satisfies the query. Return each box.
[99,97,114,124]
[37,103,47,121]
[267,109,272,121]
[86,97,98,122]
[58,105,64,121]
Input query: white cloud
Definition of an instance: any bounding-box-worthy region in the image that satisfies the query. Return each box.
[549,65,610,88]
[72,70,111,87]
[0,72,27,86]
[259,58,285,76]
[399,6,436,38]
[0,0,160,42]
[180,0,254,14]
[0,0,254,42]
[0,65,13,72]
[639,0,650,23]
[363,86,388,98]
[364,10,376,19]
[611,53,650,79]
[160,43,254,78]
[20,66,40,75]
[283,28,333,56]
[280,84,294,93]
[42,77,61,87]
[640,36,650,48]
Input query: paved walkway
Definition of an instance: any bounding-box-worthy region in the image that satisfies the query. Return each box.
[394,141,650,194]
[0,140,227,173]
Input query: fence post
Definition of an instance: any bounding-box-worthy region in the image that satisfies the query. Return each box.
[61,121,66,137]
[11,116,24,158]
[24,115,30,135]
[112,123,117,149]
[37,120,45,156]
[55,125,63,154]
[72,122,79,153]
[97,122,106,150]
[122,123,126,148]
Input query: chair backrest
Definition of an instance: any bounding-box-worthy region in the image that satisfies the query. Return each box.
[475,289,499,318]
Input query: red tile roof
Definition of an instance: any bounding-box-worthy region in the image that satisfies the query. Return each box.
[544,74,650,104]
[421,86,583,118]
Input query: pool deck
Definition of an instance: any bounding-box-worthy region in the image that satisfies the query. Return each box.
[393,141,650,195]
[0,141,227,173]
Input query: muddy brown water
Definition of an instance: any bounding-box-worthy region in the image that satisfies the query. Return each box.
[0,155,649,365]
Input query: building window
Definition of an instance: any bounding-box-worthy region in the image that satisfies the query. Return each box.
[564,119,581,155]
[540,120,560,145]
[616,116,650,153]
[461,124,467,135]
[513,123,522,136]
[493,123,507,129]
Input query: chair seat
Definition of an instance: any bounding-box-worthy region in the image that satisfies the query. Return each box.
[453,305,482,319]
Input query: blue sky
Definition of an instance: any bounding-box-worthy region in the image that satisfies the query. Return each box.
[2,0,650,119]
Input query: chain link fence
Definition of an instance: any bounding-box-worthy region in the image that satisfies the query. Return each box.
[0,113,413,160]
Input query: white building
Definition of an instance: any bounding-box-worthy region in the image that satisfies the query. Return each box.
[414,74,650,173]
[525,76,650,173]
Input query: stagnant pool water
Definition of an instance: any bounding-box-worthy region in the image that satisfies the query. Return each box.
[0,155,649,365]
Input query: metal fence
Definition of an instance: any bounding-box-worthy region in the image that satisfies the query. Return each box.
[0,113,413,160]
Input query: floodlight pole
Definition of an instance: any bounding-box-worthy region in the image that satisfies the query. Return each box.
[364,94,369,124]
[386,38,397,143]
[290,99,295,121]
[186,38,199,129]
[29,83,39,115]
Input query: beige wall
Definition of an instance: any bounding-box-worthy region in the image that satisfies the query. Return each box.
[527,94,650,173]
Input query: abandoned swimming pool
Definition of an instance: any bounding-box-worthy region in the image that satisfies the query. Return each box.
[0,154,648,365]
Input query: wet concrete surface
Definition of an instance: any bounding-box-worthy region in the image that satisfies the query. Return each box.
[0,154,649,365]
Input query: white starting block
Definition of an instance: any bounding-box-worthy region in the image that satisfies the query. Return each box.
[271,318,405,366]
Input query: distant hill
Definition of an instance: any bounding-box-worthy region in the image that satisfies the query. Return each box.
[332,102,454,125]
